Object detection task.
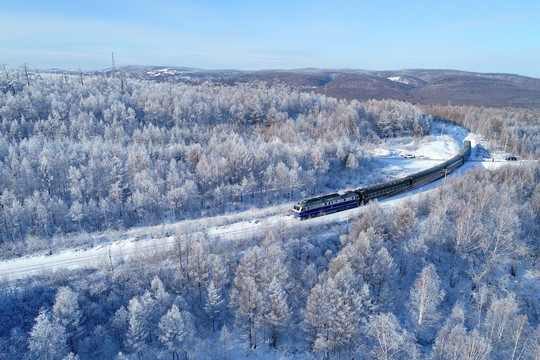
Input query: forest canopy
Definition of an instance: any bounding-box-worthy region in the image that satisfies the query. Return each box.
[0,68,539,360]
[0,71,431,248]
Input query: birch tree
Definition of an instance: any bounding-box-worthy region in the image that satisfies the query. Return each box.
[432,303,467,360]
[364,312,418,360]
[408,263,445,337]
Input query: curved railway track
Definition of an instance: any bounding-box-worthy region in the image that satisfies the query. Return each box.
[1,140,496,283]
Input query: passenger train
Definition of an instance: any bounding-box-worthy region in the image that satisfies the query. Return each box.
[290,140,471,220]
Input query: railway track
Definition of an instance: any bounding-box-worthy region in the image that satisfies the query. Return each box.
[1,155,524,283]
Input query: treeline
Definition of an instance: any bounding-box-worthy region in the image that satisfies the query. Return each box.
[422,104,540,158]
[0,162,538,359]
[0,70,431,251]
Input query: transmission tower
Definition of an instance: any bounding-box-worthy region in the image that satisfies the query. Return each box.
[111,52,116,70]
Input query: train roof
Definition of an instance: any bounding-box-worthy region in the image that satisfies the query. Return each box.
[297,191,356,206]
[411,164,444,179]
[356,176,411,194]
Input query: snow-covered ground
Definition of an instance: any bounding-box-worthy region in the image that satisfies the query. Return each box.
[0,122,529,282]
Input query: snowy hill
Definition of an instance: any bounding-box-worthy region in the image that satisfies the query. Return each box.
[96,66,540,108]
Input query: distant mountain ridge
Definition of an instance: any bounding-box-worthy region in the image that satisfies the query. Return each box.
[95,66,540,109]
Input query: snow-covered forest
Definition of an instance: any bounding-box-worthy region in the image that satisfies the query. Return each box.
[421,104,540,159]
[0,70,431,253]
[0,69,539,359]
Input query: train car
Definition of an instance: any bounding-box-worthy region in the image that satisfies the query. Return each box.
[441,155,463,173]
[410,164,445,186]
[461,140,472,159]
[440,140,471,174]
[290,191,360,220]
[356,176,412,204]
[412,140,471,185]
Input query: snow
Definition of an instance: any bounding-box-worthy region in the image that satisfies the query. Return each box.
[388,76,412,85]
[0,122,533,282]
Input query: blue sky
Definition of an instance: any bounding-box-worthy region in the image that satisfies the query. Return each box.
[1,0,539,77]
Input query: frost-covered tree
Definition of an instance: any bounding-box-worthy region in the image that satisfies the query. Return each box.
[62,352,79,360]
[263,277,290,348]
[69,200,83,231]
[432,303,467,360]
[126,296,149,359]
[390,206,416,274]
[204,280,224,333]
[463,330,492,360]
[305,264,373,357]
[528,325,540,360]
[111,306,130,348]
[27,308,69,360]
[304,283,326,346]
[471,284,492,328]
[187,240,208,304]
[364,312,418,360]
[408,263,445,337]
[158,304,185,360]
[52,287,82,354]
[230,247,266,348]
[482,292,531,358]
[206,253,228,291]
[372,246,397,310]
[150,275,171,320]
[507,315,531,360]
[231,275,262,349]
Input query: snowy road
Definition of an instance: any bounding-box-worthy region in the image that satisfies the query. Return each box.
[0,127,529,282]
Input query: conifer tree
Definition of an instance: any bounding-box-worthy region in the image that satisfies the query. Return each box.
[264,277,290,348]
[53,287,82,354]
[204,280,224,333]
[158,304,185,360]
[28,308,69,360]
